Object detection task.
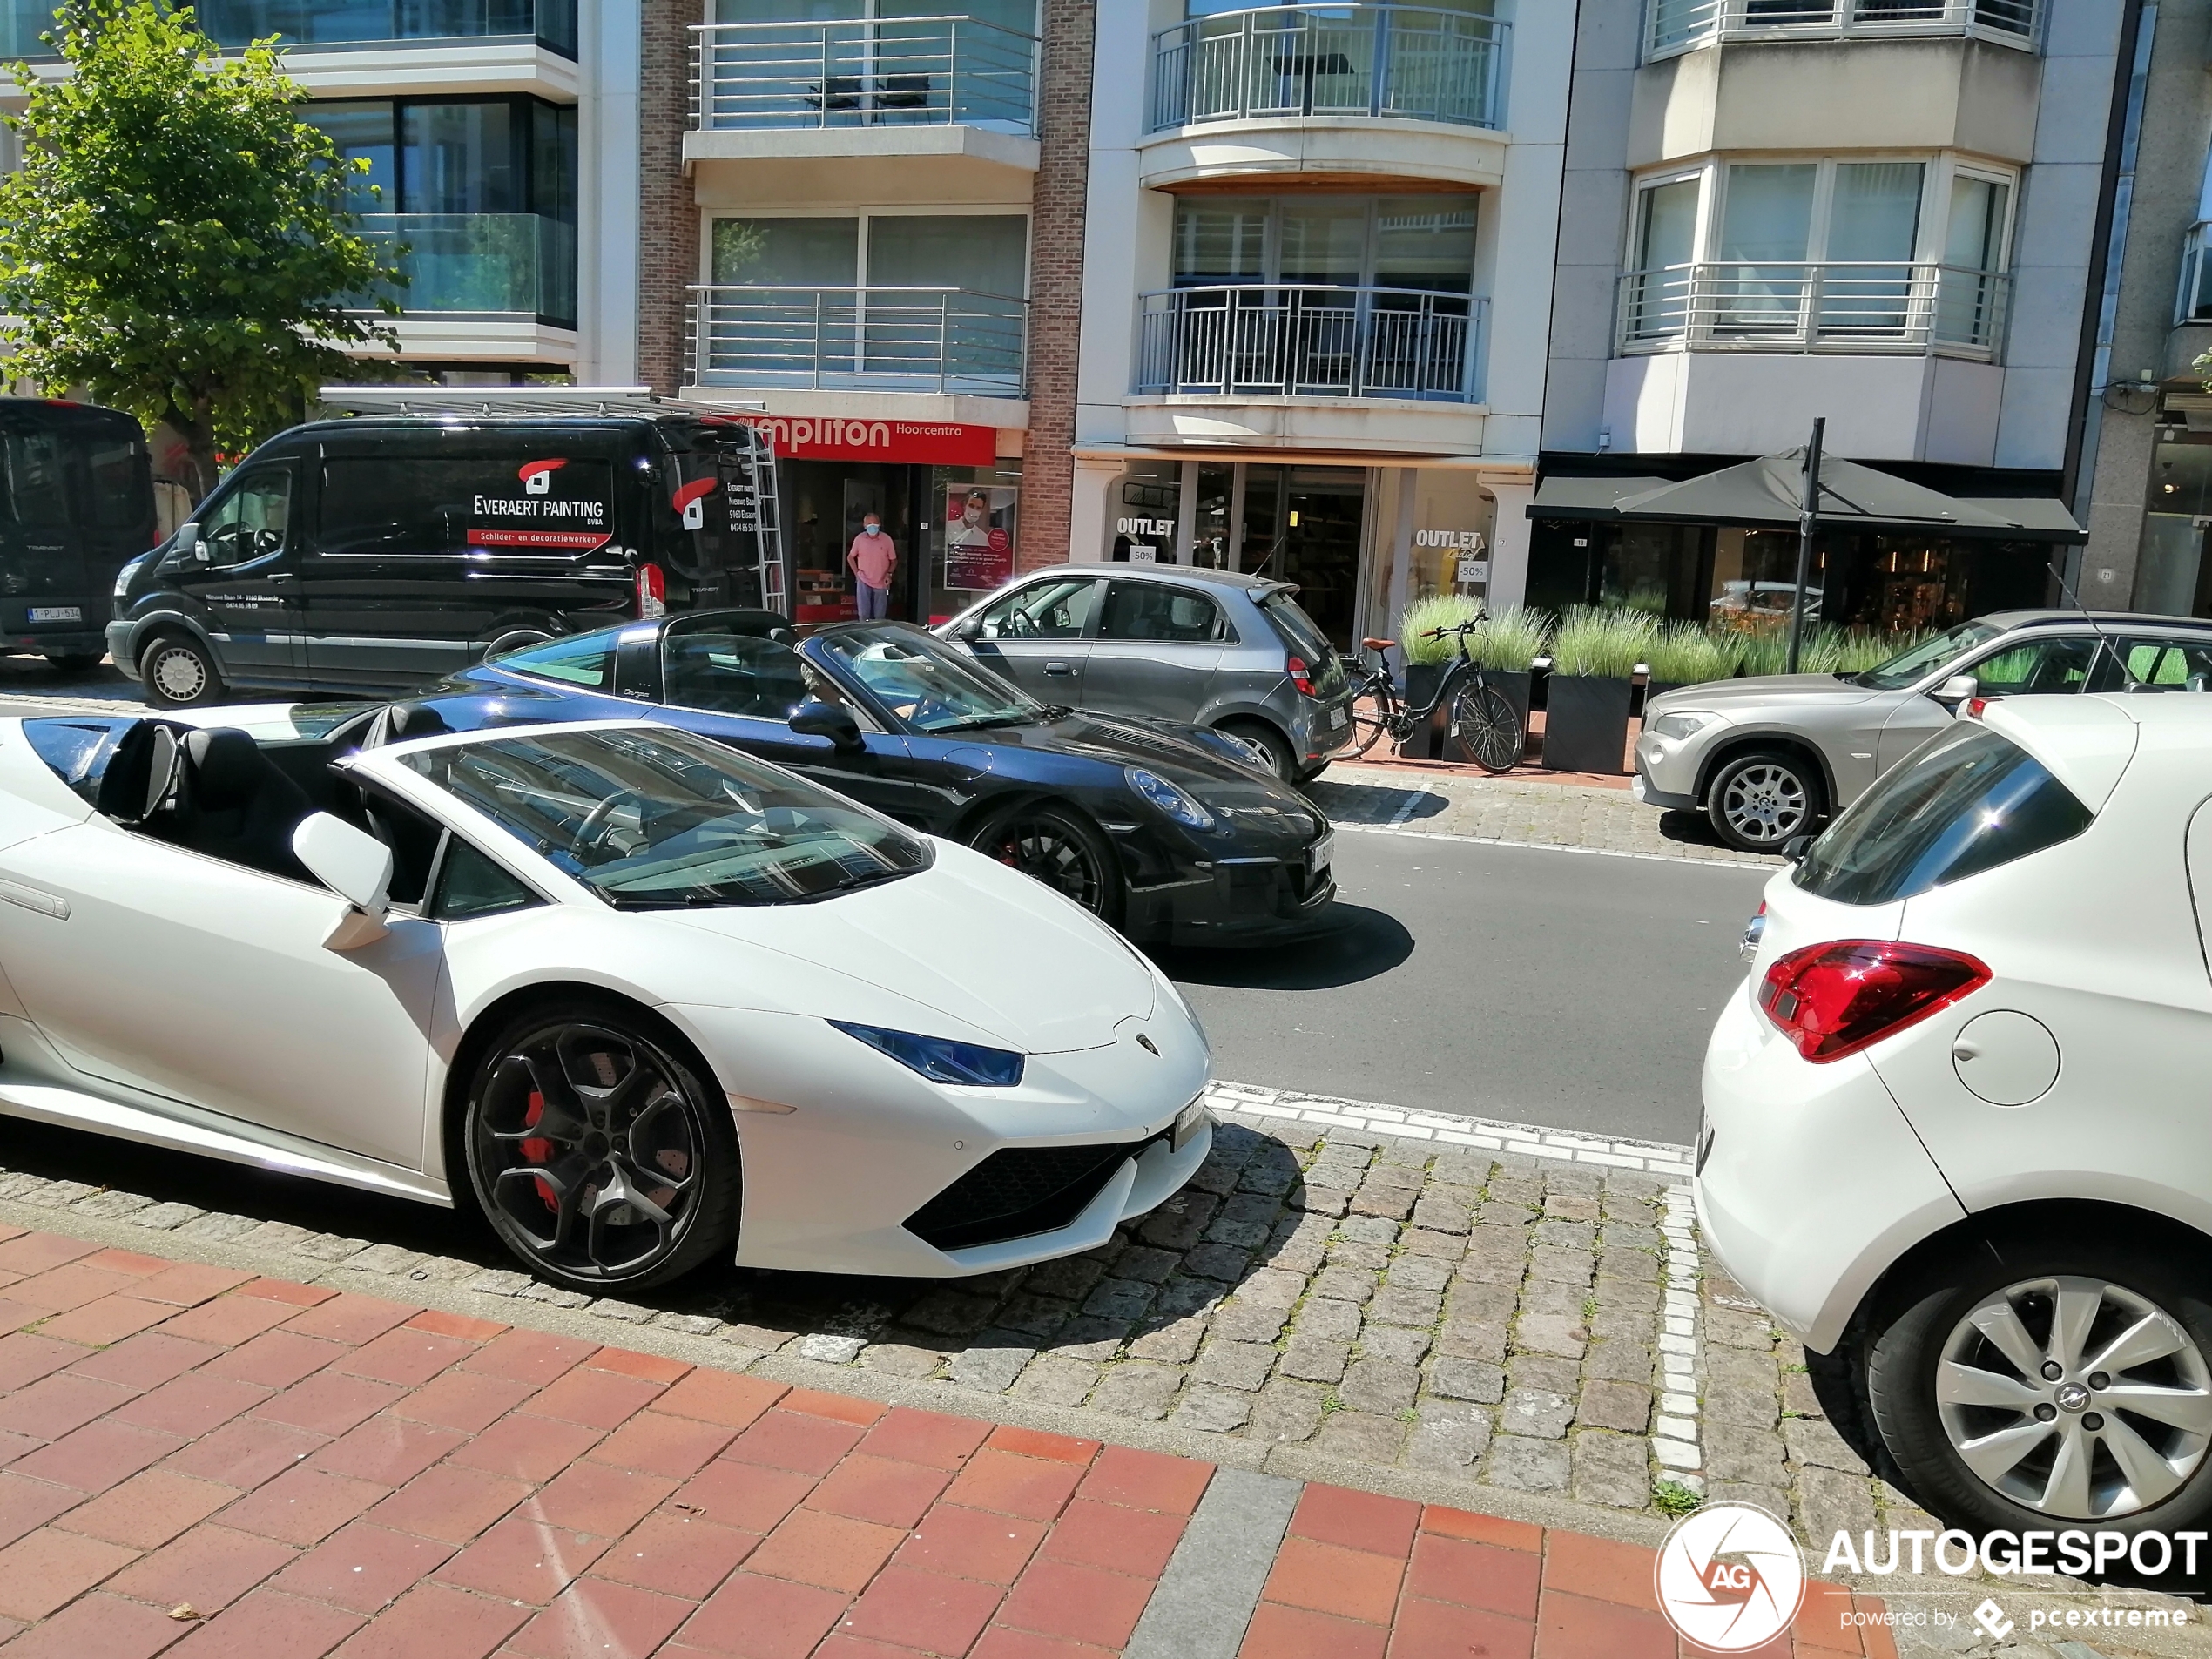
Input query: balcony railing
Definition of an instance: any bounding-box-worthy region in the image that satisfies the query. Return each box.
[2,0,578,57]
[1149,4,1507,134]
[1615,260,2009,357]
[685,286,1028,396]
[1647,0,2040,58]
[689,16,1035,135]
[1136,285,1483,401]
[355,213,577,328]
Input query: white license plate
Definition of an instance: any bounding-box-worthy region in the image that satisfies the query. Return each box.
[1327,705,1348,730]
[1310,832,1333,877]
[27,606,81,624]
[1172,1098,1211,1151]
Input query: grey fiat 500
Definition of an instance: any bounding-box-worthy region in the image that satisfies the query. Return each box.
[1638,610,2212,853]
[935,564,1359,783]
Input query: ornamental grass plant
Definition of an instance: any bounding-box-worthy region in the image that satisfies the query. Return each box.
[1642,620,1737,687]
[1398,594,1486,664]
[1549,605,1656,679]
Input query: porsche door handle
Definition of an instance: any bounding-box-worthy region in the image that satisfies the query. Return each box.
[0,880,67,919]
[1044,662,1075,676]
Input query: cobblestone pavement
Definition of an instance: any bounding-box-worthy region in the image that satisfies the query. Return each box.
[1312,764,1784,868]
[3,1097,2207,1654]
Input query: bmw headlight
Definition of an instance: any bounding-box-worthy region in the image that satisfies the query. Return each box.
[113,555,145,603]
[831,1021,1024,1087]
[1649,711,1721,742]
[1124,767,1215,830]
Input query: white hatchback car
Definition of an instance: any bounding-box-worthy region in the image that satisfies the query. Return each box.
[1699,691,2212,1535]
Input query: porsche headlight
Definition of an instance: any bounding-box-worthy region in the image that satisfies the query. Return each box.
[1124,767,1215,830]
[831,1022,1024,1087]
[1649,711,1721,742]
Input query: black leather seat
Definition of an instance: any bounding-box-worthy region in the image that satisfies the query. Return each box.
[172,728,314,883]
[360,702,451,750]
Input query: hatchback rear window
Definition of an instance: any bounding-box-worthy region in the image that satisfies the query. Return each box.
[1795,724,2093,906]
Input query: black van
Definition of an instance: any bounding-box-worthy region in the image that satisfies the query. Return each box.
[108,392,780,707]
[0,399,157,669]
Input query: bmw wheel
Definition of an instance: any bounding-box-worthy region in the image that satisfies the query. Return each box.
[462,1001,742,1293]
[140,635,223,709]
[1866,1238,2212,1534]
[975,805,1124,926]
[1706,748,1823,853]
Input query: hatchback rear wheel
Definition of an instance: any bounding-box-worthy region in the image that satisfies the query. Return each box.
[1707,748,1822,853]
[1866,1238,2212,1534]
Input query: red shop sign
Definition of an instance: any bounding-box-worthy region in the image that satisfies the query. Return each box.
[727,415,1000,466]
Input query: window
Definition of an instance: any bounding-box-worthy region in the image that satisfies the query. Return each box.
[1099,582,1225,644]
[976,577,1097,640]
[2102,637,2212,690]
[316,455,612,560]
[663,629,812,718]
[199,469,293,568]
[4,432,71,528]
[1966,636,2098,696]
[499,631,619,689]
[359,787,445,906]
[1171,196,1478,293]
[1796,724,2094,906]
[299,97,576,219]
[85,438,150,531]
[710,213,1028,295]
[430,839,543,921]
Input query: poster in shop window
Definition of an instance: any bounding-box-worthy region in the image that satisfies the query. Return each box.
[943,486,1017,590]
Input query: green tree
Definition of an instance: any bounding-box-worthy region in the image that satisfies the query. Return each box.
[0,0,404,499]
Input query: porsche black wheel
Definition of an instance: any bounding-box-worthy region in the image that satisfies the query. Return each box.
[462,1002,740,1292]
[975,805,1124,926]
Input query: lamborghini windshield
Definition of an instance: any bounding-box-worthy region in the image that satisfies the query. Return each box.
[399,725,930,907]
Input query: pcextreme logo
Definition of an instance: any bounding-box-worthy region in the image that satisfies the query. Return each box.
[1655,1502,1806,1652]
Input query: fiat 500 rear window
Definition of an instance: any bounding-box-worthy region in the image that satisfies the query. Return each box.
[1795,723,2093,906]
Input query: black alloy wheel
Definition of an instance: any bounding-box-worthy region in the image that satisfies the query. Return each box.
[462,1003,741,1292]
[140,634,223,709]
[1447,683,1523,773]
[976,805,1124,925]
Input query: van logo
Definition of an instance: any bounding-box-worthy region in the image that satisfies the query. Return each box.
[672,477,718,532]
[519,458,566,496]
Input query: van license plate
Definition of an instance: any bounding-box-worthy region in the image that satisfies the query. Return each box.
[28,606,80,624]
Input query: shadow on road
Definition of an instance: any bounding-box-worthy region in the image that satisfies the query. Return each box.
[1150,902,1413,991]
[1304,779,1450,826]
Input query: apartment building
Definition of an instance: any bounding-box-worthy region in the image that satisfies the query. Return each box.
[1,0,639,384]
[1534,1,2123,637]
[1069,0,1566,649]
[2074,0,2212,619]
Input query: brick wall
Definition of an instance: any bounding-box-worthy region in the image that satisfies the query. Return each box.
[637,0,700,395]
[1020,0,1096,570]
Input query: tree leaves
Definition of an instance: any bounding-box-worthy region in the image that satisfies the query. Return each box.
[0,0,407,497]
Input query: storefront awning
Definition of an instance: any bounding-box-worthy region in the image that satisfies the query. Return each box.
[1532,454,2084,543]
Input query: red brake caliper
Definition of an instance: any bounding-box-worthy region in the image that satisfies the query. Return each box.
[520,1091,556,1211]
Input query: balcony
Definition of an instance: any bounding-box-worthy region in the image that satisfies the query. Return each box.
[1,0,577,57]
[356,213,577,328]
[1646,0,2040,60]
[1616,260,2009,358]
[1147,4,1507,134]
[1136,286,1483,402]
[685,286,1027,398]
[689,16,1035,136]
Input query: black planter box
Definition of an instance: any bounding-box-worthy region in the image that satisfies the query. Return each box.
[1543,675,1635,773]
[1637,678,1684,718]
[1406,661,1447,758]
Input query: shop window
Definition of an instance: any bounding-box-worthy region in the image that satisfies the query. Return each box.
[1099,581,1227,644]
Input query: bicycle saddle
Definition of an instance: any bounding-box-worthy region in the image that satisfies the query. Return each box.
[1362,637,1397,650]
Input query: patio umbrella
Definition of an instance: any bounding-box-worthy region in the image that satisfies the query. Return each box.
[1607,448,2028,535]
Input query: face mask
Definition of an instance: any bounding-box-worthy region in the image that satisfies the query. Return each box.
[864,524,880,536]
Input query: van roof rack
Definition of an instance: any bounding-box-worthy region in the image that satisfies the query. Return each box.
[314,386,768,420]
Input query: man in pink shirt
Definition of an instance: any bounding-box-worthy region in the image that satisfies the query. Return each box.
[846,513,896,619]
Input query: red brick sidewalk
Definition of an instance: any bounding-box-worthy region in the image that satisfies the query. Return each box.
[0,1226,1894,1657]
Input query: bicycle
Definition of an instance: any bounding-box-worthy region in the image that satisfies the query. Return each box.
[1346,616,1525,774]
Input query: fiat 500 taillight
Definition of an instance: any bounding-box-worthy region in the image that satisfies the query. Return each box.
[1757,940,1989,1062]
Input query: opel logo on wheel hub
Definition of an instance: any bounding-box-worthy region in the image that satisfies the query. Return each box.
[2055,1380,2092,1413]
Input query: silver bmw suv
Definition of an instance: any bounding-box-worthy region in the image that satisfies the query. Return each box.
[934,563,1359,783]
[1638,610,2212,852]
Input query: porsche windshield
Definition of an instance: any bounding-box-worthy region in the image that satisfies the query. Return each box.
[399,727,930,907]
[814,626,1044,733]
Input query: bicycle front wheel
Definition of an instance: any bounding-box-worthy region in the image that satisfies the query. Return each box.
[1447,683,1523,773]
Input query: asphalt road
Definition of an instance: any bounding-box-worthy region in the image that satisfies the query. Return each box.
[1150,829,1773,1147]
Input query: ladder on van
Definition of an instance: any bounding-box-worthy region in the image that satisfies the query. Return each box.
[745,438,786,617]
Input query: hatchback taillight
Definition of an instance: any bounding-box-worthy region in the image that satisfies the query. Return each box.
[1286,656,1315,697]
[1757,940,1989,1063]
[636,563,667,618]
